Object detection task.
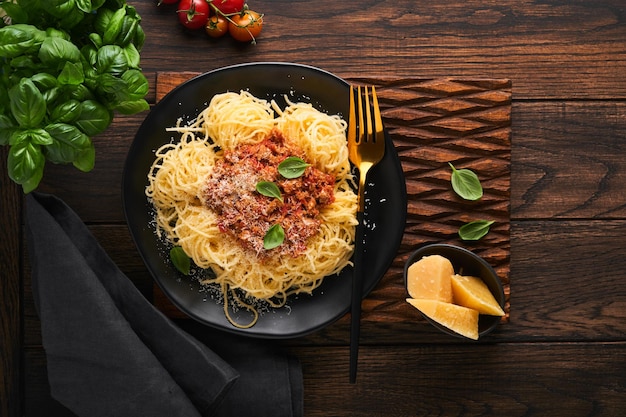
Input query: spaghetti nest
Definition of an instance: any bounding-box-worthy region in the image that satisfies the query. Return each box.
[146,91,358,328]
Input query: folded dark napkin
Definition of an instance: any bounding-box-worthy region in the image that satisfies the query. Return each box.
[25,192,303,417]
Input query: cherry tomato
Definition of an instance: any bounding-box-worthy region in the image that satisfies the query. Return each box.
[211,0,245,15]
[177,0,210,30]
[228,10,263,43]
[206,15,228,38]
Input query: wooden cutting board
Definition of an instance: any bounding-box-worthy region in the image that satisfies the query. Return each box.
[152,72,511,322]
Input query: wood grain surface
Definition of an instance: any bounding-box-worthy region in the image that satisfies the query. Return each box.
[3,0,626,415]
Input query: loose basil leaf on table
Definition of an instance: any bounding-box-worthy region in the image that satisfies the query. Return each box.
[458,220,495,241]
[449,162,483,201]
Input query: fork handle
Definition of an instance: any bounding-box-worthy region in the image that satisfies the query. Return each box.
[349,210,366,383]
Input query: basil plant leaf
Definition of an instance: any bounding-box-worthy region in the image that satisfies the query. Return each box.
[75,0,94,13]
[73,100,112,136]
[121,69,149,100]
[95,45,128,75]
[256,181,283,202]
[123,43,141,69]
[170,246,191,275]
[57,61,85,85]
[449,162,483,201]
[278,156,310,179]
[115,99,149,115]
[8,140,45,190]
[264,224,285,250]
[95,8,115,35]
[50,100,82,123]
[38,36,81,66]
[103,7,126,44]
[9,78,46,128]
[44,123,94,170]
[0,24,45,58]
[458,220,494,241]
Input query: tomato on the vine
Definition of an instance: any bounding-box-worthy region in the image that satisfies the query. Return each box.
[206,15,229,38]
[228,10,263,43]
[177,0,210,30]
[210,0,245,15]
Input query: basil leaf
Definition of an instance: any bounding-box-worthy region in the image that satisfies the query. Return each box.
[256,181,283,202]
[57,61,85,85]
[45,28,71,41]
[30,73,59,91]
[9,78,46,128]
[449,163,483,201]
[264,224,285,250]
[123,43,141,69]
[75,0,93,13]
[95,8,115,35]
[170,246,191,275]
[38,36,81,66]
[9,129,53,146]
[8,140,44,186]
[121,69,149,100]
[51,100,82,123]
[458,220,494,241]
[104,7,127,44]
[115,99,149,115]
[95,73,128,106]
[0,24,45,58]
[116,15,138,46]
[95,45,128,75]
[73,144,95,172]
[133,23,145,50]
[278,156,310,179]
[44,123,93,166]
[73,100,112,136]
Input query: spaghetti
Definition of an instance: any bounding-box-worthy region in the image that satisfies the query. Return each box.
[146,91,357,328]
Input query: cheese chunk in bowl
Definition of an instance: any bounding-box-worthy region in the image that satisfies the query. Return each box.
[404,244,505,339]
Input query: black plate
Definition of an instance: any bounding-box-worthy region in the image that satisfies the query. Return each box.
[123,62,407,339]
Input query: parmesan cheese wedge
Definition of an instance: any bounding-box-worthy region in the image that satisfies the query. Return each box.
[406,298,479,340]
[406,255,454,302]
[451,274,505,316]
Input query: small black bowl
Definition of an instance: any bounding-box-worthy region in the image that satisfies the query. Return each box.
[404,244,505,339]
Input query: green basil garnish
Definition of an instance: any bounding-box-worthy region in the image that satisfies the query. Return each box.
[458,220,494,241]
[449,163,483,201]
[264,224,285,250]
[278,156,310,179]
[256,181,283,202]
[170,246,191,275]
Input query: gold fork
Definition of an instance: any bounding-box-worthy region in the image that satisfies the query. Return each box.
[348,85,386,383]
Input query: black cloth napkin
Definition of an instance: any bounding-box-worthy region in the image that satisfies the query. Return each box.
[25,192,303,417]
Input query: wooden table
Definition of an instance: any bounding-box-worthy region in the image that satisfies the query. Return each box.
[2,1,626,415]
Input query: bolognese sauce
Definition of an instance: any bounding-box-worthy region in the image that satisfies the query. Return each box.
[203,129,335,257]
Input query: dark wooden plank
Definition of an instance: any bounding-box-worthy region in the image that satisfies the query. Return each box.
[0,149,23,417]
[511,101,626,219]
[22,342,626,416]
[134,0,626,99]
